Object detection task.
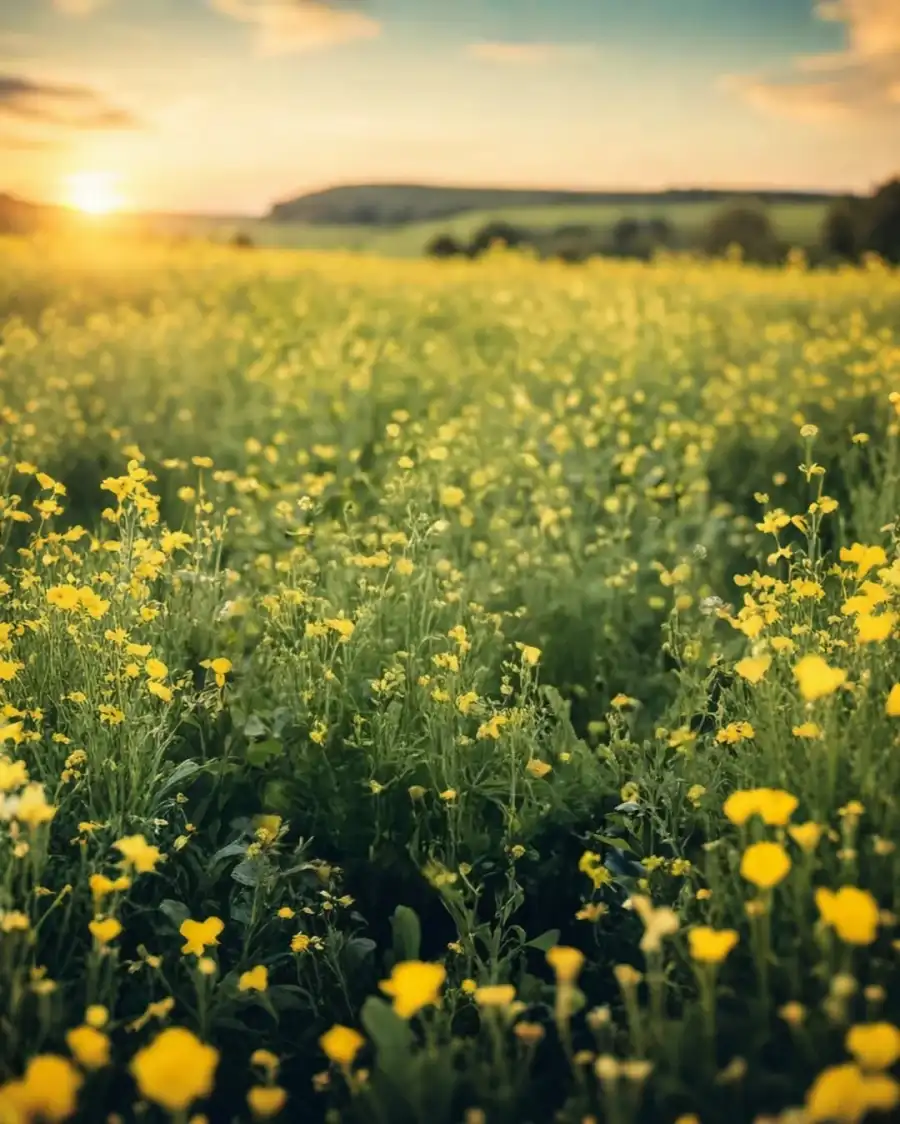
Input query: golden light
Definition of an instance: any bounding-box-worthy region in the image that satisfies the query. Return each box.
[64,171,125,216]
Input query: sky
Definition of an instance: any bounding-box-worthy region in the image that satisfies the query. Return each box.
[0,0,898,214]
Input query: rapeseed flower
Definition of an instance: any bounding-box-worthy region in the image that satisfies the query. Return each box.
[740,842,791,888]
[379,960,446,1018]
[180,916,224,956]
[130,1027,219,1113]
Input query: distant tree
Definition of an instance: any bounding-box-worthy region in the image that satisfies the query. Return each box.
[467,221,532,258]
[231,231,255,249]
[611,217,641,257]
[704,206,782,263]
[859,177,900,264]
[821,196,864,260]
[541,225,602,263]
[425,233,464,258]
[646,217,674,247]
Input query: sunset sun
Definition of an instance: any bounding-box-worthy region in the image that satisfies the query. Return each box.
[65,171,124,216]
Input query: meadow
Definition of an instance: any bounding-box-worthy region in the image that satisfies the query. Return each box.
[135,198,829,256]
[1,237,900,1124]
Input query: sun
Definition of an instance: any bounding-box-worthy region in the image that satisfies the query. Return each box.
[65,171,124,216]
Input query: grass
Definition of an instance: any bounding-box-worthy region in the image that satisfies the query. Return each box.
[0,238,899,1124]
[139,198,830,255]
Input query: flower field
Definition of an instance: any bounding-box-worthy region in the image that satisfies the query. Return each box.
[2,238,900,1123]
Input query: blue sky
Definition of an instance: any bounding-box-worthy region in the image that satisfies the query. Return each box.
[0,0,898,212]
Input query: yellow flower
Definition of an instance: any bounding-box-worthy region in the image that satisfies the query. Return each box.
[200,657,233,687]
[740,842,791,889]
[734,654,771,684]
[855,612,896,644]
[85,1005,109,1029]
[0,756,28,792]
[806,1061,899,1123]
[439,485,465,508]
[145,658,168,680]
[89,873,131,904]
[0,659,22,682]
[886,684,900,717]
[147,680,173,703]
[66,1024,111,1070]
[320,1024,365,1067]
[816,886,879,945]
[630,895,680,954]
[15,782,56,829]
[688,927,739,964]
[130,1027,219,1113]
[474,984,517,1008]
[180,916,224,956]
[793,654,847,701]
[840,543,887,578]
[788,822,823,853]
[46,584,81,610]
[247,1086,287,1119]
[525,758,552,779]
[114,834,163,873]
[379,960,446,1018]
[723,787,796,827]
[579,850,612,890]
[546,945,585,983]
[238,965,269,993]
[756,788,798,826]
[89,917,122,945]
[792,721,823,739]
[723,790,760,826]
[846,1023,900,1071]
[516,642,542,666]
[250,1049,280,1077]
[3,1055,83,1122]
[324,617,354,640]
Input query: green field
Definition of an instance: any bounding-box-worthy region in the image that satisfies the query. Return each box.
[144,198,829,255]
[1,240,900,1123]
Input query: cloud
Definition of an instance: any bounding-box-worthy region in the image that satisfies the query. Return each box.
[725,0,900,122]
[0,130,61,151]
[53,0,112,14]
[0,75,140,129]
[466,41,591,65]
[209,0,381,55]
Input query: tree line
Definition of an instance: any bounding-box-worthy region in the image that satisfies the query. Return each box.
[426,177,900,266]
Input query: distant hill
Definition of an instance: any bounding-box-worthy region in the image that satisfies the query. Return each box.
[268,183,844,226]
[0,193,69,234]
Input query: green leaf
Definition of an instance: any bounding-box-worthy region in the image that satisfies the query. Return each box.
[158,759,204,797]
[391,905,421,962]
[525,928,560,952]
[361,996,414,1062]
[592,834,634,854]
[159,899,190,930]
[231,857,266,887]
[246,738,283,767]
[244,714,268,738]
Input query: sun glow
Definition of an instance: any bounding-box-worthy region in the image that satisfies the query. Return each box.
[65,171,125,216]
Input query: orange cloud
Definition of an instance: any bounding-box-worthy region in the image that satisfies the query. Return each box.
[53,0,111,14]
[0,75,140,130]
[726,0,900,122]
[210,0,381,55]
[466,42,588,65]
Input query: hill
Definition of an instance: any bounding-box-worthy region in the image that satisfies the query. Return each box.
[267,182,842,226]
[0,193,69,234]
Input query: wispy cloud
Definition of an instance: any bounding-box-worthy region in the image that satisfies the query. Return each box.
[725,0,900,122]
[53,0,112,14]
[0,130,61,151]
[466,41,592,65]
[0,75,140,130]
[209,0,381,55]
